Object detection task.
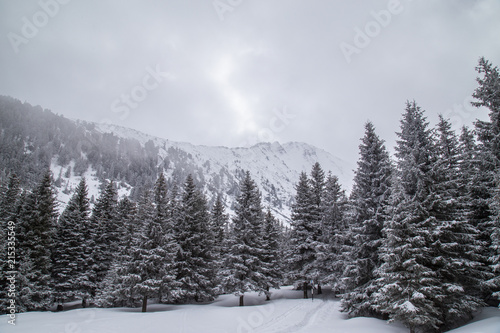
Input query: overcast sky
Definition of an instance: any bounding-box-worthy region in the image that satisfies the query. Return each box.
[1,0,499,171]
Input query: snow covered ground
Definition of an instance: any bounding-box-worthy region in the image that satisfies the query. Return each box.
[2,287,499,333]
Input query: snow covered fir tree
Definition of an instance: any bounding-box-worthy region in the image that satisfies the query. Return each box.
[0,57,499,332]
[341,121,392,317]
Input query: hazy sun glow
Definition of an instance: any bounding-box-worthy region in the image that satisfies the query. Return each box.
[211,55,257,135]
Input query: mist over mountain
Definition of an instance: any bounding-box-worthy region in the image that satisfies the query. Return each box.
[0,95,352,220]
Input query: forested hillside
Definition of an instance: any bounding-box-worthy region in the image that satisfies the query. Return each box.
[0,95,160,196]
[0,95,349,218]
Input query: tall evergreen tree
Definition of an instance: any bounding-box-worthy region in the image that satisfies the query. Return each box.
[287,171,317,298]
[320,172,348,292]
[97,196,139,308]
[222,171,266,306]
[175,174,216,302]
[374,102,442,332]
[52,178,91,309]
[341,121,392,317]
[309,162,328,292]
[152,172,180,303]
[102,188,178,312]
[210,195,229,294]
[458,126,493,295]
[472,57,500,302]
[132,189,170,312]
[90,180,118,291]
[262,208,283,300]
[18,170,58,311]
[431,116,486,328]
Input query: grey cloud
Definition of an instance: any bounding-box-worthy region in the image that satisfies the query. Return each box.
[0,0,499,179]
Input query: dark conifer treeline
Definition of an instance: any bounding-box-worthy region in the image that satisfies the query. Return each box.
[0,96,160,198]
[0,168,288,312]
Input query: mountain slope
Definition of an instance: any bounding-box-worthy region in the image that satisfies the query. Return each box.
[95,122,352,220]
[0,95,353,221]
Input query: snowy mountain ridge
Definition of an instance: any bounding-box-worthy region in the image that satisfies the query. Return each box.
[94,122,353,221]
[0,95,352,222]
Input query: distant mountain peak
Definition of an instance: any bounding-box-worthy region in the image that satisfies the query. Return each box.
[94,121,353,221]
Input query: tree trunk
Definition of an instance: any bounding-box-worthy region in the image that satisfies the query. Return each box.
[142,295,148,313]
[81,298,87,308]
[266,286,270,301]
[239,295,244,306]
[303,281,308,299]
[317,283,322,295]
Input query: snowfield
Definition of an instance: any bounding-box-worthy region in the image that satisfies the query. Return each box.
[2,287,498,333]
